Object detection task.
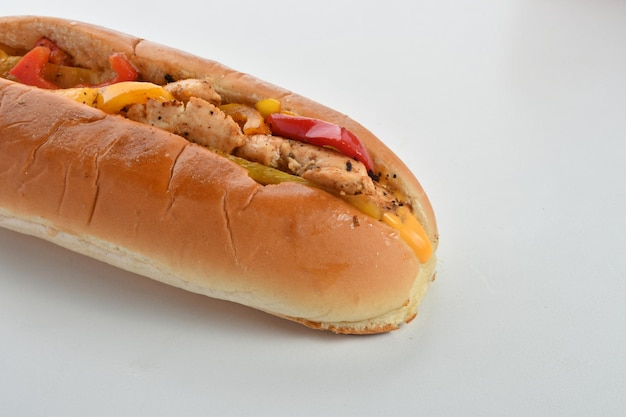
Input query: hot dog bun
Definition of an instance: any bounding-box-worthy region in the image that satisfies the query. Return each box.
[0,16,438,334]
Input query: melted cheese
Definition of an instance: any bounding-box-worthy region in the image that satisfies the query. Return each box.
[382,206,433,263]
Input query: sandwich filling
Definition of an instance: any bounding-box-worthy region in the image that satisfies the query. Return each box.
[0,37,432,263]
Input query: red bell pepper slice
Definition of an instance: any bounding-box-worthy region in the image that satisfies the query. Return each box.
[92,53,138,87]
[266,113,375,173]
[34,37,71,65]
[8,46,58,89]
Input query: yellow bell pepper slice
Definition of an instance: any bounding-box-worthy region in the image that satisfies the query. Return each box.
[96,81,175,114]
[0,55,21,79]
[255,98,281,118]
[52,87,100,107]
[219,103,270,135]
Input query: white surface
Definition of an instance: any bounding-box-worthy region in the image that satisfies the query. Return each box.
[1,1,625,416]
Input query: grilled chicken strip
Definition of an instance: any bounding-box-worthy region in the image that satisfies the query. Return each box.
[126,97,245,154]
[164,78,222,105]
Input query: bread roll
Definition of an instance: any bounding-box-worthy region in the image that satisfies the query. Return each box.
[0,16,438,334]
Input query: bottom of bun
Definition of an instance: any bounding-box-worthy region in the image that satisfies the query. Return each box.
[281,258,436,334]
[0,207,435,335]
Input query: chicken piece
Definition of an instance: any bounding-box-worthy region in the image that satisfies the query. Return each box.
[164,78,222,105]
[234,133,284,167]
[235,134,376,196]
[127,97,245,153]
[289,142,376,196]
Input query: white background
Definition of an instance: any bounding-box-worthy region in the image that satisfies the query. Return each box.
[2,1,625,416]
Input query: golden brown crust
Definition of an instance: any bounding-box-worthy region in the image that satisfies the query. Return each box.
[0,16,437,333]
